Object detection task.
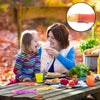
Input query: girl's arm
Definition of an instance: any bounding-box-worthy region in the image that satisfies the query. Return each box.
[56,47,76,70]
[13,54,26,81]
[34,52,41,74]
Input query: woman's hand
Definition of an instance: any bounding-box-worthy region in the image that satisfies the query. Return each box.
[45,48,59,57]
[23,78,32,82]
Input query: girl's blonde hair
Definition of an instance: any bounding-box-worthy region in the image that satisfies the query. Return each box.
[20,30,37,54]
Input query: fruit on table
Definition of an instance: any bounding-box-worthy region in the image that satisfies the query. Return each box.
[87,71,96,75]
[68,78,78,86]
[66,72,69,76]
[66,72,72,78]
[60,79,69,85]
[36,94,43,98]
[72,74,77,78]
[68,80,75,86]
[73,78,78,85]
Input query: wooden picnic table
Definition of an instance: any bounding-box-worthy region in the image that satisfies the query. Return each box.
[0,81,100,100]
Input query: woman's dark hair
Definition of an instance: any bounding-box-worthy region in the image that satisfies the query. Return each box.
[47,23,69,49]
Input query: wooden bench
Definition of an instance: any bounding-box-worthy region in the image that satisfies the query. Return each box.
[0,81,100,100]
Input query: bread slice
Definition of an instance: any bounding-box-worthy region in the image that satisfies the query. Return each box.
[46,72,62,77]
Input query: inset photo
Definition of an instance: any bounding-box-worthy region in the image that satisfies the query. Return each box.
[66,3,95,32]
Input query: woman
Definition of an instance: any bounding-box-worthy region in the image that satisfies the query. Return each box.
[38,23,75,73]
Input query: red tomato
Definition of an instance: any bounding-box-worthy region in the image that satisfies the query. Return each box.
[68,80,75,86]
[66,72,72,78]
[73,78,78,85]
[66,72,69,76]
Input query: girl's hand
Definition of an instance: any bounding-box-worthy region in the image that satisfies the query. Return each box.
[45,48,59,57]
[23,78,32,82]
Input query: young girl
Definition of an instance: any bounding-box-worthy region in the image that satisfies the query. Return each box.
[7,30,40,85]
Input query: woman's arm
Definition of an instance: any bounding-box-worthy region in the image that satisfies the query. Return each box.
[56,47,76,70]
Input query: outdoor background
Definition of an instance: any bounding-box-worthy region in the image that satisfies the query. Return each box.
[0,0,100,86]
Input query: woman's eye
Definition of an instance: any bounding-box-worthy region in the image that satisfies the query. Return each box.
[33,40,37,42]
[48,36,55,39]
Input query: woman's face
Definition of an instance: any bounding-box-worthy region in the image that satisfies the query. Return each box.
[31,34,39,52]
[47,31,60,49]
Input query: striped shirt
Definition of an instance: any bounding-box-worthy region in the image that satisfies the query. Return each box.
[13,51,40,81]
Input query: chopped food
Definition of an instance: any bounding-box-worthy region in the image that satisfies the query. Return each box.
[52,78,61,83]
[73,78,78,85]
[72,74,77,78]
[68,78,78,86]
[45,78,61,83]
[60,79,69,85]
[36,94,43,98]
[87,71,95,75]
[45,79,52,83]
[46,72,62,77]
[68,80,75,86]
[37,86,56,91]
[84,47,100,56]
[18,82,38,85]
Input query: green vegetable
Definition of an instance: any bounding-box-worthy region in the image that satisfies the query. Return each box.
[68,64,89,78]
[68,68,77,76]
[75,64,89,78]
[79,38,99,53]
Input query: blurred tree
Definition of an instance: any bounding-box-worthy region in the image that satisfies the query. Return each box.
[45,0,72,7]
[11,0,45,6]
[0,4,8,9]
[87,0,97,6]
[0,0,11,4]
[72,0,88,4]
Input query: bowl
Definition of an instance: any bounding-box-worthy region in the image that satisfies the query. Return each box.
[83,54,98,71]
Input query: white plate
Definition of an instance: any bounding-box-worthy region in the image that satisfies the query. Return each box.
[50,80,88,88]
[66,77,86,81]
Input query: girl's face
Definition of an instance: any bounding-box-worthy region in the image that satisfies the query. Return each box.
[47,31,60,50]
[31,34,39,52]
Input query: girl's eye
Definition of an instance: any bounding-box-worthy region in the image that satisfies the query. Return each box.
[35,41,38,43]
[33,41,37,42]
